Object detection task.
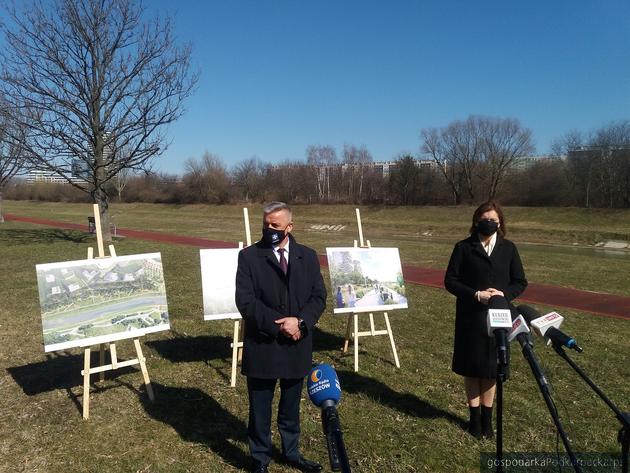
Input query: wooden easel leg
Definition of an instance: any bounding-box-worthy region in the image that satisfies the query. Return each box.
[354,313,359,372]
[133,338,154,401]
[342,314,353,353]
[83,347,91,419]
[383,312,400,368]
[230,320,240,387]
[99,344,105,382]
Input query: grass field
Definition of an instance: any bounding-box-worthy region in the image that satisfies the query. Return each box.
[6,200,630,296]
[1,202,629,472]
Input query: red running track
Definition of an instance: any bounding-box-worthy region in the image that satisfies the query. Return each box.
[6,213,630,320]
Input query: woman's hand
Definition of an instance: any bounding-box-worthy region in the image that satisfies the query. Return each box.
[477,290,495,305]
[487,288,505,297]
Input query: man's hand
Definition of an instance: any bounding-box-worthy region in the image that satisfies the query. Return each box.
[275,317,301,341]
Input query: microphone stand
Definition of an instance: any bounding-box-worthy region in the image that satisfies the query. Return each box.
[495,332,509,473]
[516,337,583,473]
[322,402,352,473]
[552,344,630,473]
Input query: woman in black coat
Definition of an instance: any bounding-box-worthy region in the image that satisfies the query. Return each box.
[444,200,527,439]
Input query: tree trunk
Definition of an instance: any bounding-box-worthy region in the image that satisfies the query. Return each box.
[326,170,330,201]
[585,176,591,208]
[95,186,112,243]
[358,167,364,203]
[452,189,461,205]
[0,188,4,223]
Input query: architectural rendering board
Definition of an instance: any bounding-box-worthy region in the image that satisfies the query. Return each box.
[326,247,408,314]
[36,252,170,352]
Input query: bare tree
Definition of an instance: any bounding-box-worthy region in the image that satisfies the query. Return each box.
[306,145,337,201]
[422,116,533,203]
[342,144,373,203]
[112,167,132,201]
[233,156,267,202]
[183,152,230,203]
[480,117,534,198]
[552,130,591,206]
[0,107,26,222]
[388,154,421,205]
[588,121,630,208]
[421,120,481,204]
[0,0,197,240]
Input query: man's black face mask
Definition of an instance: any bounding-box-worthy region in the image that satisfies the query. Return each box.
[261,226,287,246]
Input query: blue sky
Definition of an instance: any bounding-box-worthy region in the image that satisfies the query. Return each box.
[22,1,630,173]
[147,0,630,174]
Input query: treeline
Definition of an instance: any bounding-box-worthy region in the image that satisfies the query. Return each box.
[6,119,630,208]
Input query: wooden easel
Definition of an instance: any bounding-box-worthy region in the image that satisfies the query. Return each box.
[341,208,401,372]
[228,207,251,387]
[81,204,155,419]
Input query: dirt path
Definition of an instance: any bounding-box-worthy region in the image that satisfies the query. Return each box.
[7,213,629,320]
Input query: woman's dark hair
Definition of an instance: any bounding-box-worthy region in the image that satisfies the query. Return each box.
[469,200,506,237]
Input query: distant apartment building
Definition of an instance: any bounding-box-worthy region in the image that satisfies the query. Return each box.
[26,159,90,185]
[512,154,566,170]
[311,158,438,178]
[567,145,630,161]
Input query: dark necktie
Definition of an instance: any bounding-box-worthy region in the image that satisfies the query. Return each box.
[277,248,288,274]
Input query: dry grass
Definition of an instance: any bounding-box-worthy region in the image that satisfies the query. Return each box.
[0,203,628,472]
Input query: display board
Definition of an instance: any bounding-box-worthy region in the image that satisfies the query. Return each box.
[326,247,408,314]
[36,252,169,352]
[200,248,242,320]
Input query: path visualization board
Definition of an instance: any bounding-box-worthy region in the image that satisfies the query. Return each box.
[326,247,408,314]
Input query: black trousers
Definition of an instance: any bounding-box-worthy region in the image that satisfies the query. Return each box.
[247,376,304,465]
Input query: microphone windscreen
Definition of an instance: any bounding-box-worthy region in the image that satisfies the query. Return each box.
[488,295,510,310]
[517,305,542,324]
[307,364,341,407]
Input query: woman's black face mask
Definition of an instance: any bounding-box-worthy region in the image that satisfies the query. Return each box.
[477,219,499,237]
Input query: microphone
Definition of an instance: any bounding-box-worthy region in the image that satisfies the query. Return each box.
[512,305,552,394]
[508,313,532,347]
[520,306,583,353]
[307,363,341,408]
[307,364,351,473]
[487,295,513,367]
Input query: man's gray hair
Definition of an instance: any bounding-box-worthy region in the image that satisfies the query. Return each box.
[263,201,292,218]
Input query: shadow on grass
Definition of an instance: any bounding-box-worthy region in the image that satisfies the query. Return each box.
[7,351,138,413]
[141,382,250,470]
[312,326,347,353]
[145,333,233,364]
[148,329,349,365]
[338,370,466,429]
[0,228,92,245]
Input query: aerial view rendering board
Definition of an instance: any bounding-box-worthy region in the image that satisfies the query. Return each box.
[326,247,408,314]
[200,248,241,320]
[35,253,170,352]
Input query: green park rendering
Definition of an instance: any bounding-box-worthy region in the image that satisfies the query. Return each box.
[36,253,169,352]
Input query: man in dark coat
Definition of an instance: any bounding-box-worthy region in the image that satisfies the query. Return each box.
[236,202,327,473]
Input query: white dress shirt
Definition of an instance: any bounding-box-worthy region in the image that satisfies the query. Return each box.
[479,232,497,256]
[273,238,290,265]
[475,232,497,302]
